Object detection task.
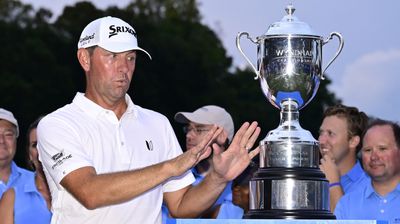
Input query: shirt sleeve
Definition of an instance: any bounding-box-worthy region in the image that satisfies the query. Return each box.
[37,115,93,188]
[161,118,195,193]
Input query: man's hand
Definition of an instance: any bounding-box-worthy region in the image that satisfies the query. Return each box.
[210,121,261,182]
[168,126,223,177]
[319,153,340,183]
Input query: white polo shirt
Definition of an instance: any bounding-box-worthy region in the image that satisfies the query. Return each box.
[37,93,194,224]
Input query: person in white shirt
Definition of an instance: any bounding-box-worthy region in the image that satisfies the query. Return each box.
[37,16,260,224]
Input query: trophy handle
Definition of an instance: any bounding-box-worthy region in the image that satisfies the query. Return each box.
[236,32,261,80]
[321,32,344,80]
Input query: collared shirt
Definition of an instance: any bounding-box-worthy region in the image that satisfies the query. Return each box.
[341,160,370,193]
[13,173,52,224]
[335,181,400,224]
[192,168,235,219]
[162,168,233,223]
[216,199,244,219]
[38,93,194,224]
[0,161,34,198]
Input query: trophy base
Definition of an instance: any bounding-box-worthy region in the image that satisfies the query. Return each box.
[247,167,335,219]
[244,209,336,219]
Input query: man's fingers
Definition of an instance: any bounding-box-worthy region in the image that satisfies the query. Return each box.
[248,146,260,159]
[239,121,259,150]
[193,125,217,151]
[231,122,250,146]
[244,126,261,150]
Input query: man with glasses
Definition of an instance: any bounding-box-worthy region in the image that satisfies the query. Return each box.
[173,105,235,218]
[0,108,34,198]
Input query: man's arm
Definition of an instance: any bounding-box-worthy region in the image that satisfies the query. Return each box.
[164,121,260,218]
[0,188,15,224]
[60,126,222,210]
[319,154,344,212]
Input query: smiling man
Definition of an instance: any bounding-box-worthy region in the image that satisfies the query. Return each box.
[318,104,370,211]
[0,108,34,198]
[335,119,400,223]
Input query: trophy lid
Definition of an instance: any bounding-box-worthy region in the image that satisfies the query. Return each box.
[265,4,317,36]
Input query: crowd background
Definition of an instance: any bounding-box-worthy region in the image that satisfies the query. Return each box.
[0,0,340,169]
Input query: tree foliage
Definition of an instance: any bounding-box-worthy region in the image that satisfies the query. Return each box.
[0,0,341,168]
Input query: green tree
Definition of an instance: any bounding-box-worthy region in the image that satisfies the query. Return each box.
[0,0,341,167]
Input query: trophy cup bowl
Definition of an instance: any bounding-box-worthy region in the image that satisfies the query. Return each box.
[236,4,344,219]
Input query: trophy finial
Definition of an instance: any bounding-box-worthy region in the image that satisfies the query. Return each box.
[285,3,295,16]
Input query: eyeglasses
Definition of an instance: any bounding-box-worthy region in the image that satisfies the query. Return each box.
[183,125,211,135]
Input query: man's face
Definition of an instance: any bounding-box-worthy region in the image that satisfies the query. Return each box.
[0,120,17,166]
[362,125,400,182]
[318,115,353,163]
[184,122,214,150]
[232,184,249,211]
[87,47,136,103]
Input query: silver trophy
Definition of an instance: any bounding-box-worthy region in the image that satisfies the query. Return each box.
[236,4,343,219]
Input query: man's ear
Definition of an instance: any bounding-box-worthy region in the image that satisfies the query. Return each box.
[77,48,91,72]
[349,135,360,152]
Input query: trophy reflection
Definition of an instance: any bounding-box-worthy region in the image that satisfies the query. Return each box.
[236,4,343,219]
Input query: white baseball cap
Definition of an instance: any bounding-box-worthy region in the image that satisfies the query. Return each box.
[0,108,19,137]
[77,16,151,59]
[174,105,234,142]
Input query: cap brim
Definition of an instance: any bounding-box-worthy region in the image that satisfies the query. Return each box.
[99,43,152,59]
[174,112,213,125]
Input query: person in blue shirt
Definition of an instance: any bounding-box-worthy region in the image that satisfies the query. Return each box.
[335,119,400,223]
[161,105,236,221]
[216,161,257,219]
[318,104,370,212]
[0,108,34,198]
[0,116,52,224]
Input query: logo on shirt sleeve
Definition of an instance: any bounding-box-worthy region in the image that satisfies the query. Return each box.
[50,150,72,170]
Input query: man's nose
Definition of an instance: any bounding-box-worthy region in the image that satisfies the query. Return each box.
[318,133,327,144]
[117,57,129,74]
[370,149,379,161]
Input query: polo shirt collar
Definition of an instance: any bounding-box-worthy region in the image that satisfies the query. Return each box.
[364,179,400,199]
[346,160,366,182]
[364,180,375,198]
[73,92,138,119]
[8,161,22,186]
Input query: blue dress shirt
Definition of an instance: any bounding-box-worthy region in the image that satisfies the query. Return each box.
[13,173,52,224]
[0,161,34,198]
[341,160,370,193]
[216,193,244,219]
[335,181,400,224]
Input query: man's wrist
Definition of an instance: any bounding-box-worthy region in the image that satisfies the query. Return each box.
[329,182,341,188]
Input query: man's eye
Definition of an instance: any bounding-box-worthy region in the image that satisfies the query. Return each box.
[127,56,136,61]
[362,148,371,153]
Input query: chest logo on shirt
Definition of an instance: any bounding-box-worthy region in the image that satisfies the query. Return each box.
[145,140,153,151]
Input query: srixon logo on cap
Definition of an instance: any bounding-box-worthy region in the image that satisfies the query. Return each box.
[108,25,137,38]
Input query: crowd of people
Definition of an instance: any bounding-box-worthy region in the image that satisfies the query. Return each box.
[0,16,399,224]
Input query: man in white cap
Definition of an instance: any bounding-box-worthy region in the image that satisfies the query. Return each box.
[0,108,34,198]
[37,16,260,224]
[172,105,235,219]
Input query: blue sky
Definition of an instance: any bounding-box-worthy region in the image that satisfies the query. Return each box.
[23,0,400,122]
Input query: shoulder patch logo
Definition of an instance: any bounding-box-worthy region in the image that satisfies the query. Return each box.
[51,151,64,161]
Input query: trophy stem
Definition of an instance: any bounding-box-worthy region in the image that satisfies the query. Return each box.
[279,99,300,131]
